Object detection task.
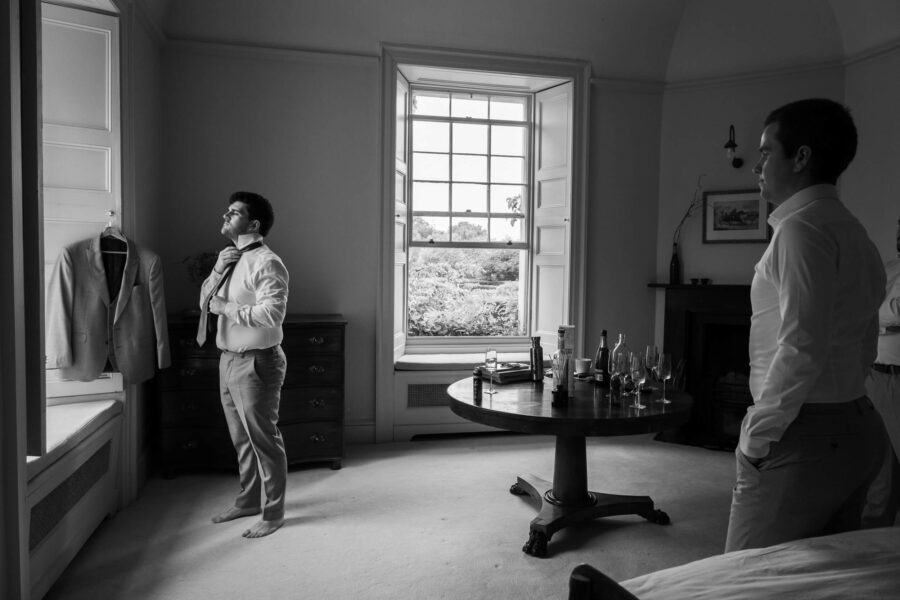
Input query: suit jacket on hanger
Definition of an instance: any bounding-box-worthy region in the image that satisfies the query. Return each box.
[46,234,171,383]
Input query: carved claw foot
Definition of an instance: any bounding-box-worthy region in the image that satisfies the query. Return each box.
[522,530,549,557]
[509,482,528,495]
[641,509,671,525]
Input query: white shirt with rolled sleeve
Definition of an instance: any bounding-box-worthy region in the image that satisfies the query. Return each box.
[741,184,885,459]
[199,233,289,353]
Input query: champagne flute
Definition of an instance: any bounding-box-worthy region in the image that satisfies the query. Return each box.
[484,349,498,396]
[644,345,658,383]
[629,352,647,409]
[657,353,672,404]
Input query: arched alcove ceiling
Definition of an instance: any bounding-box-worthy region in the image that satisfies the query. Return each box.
[157,0,900,84]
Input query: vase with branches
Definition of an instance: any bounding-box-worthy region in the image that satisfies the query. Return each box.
[669,173,706,284]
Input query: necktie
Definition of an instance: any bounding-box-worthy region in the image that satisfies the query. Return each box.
[196,241,263,347]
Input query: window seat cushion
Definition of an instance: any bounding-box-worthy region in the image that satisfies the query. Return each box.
[395,352,534,371]
[26,399,122,482]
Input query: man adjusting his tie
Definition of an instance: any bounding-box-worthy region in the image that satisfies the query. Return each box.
[198,191,290,538]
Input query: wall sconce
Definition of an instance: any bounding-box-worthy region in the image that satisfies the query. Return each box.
[724,124,743,168]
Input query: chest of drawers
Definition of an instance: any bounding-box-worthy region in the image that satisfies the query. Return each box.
[157,314,346,477]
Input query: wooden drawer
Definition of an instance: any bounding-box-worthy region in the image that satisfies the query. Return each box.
[286,355,343,387]
[281,421,343,461]
[279,387,342,423]
[159,391,223,426]
[160,428,235,473]
[158,357,220,390]
[282,326,343,356]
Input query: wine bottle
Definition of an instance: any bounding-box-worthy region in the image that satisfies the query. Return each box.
[593,330,610,388]
[530,336,544,382]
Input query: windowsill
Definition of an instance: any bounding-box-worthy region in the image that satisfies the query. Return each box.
[395,350,539,371]
[26,398,122,482]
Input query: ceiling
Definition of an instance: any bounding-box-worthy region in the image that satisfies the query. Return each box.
[143,0,900,83]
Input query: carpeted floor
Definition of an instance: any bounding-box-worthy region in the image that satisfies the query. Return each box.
[45,433,735,600]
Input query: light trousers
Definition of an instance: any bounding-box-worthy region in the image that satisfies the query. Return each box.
[862,369,900,527]
[219,346,287,521]
[725,397,886,553]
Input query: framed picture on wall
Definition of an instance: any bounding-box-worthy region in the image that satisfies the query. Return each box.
[702,189,771,244]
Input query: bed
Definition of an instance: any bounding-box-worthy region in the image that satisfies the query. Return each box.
[569,527,900,600]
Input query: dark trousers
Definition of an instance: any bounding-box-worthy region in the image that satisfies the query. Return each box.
[219,346,287,521]
[725,397,886,553]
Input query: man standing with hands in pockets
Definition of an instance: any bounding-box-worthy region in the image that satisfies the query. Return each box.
[725,99,887,552]
[198,191,290,538]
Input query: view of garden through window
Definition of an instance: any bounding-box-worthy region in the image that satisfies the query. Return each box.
[407,89,530,337]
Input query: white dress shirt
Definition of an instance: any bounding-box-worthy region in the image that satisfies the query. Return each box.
[199,233,289,353]
[741,184,885,458]
[876,258,900,365]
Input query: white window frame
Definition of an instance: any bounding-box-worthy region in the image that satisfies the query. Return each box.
[406,84,533,349]
[376,45,590,442]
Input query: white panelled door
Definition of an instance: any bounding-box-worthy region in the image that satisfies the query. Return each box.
[42,3,122,396]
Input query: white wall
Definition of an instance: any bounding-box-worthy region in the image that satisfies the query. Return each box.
[843,48,900,261]
[160,45,381,425]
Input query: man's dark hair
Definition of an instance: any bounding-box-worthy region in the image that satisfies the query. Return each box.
[764,98,857,184]
[230,191,274,236]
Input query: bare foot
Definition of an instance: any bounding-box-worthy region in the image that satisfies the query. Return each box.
[211,507,260,523]
[242,518,285,538]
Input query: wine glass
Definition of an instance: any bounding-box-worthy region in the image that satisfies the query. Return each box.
[484,349,498,396]
[629,352,647,409]
[657,353,672,404]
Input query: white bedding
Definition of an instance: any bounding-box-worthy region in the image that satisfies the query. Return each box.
[621,527,900,600]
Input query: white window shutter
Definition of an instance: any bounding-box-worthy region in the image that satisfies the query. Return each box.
[393,72,409,361]
[530,82,572,349]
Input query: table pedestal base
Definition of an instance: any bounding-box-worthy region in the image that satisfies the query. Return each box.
[509,435,670,557]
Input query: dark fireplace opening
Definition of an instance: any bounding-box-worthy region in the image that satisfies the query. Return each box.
[656,284,752,450]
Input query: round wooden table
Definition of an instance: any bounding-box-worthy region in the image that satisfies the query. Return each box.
[447,377,692,557]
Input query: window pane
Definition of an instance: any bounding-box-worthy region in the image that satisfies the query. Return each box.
[490,96,527,121]
[412,181,449,211]
[490,216,525,243]
[452,217,488,242]
[490,184,526,214]
[411,215,449,242]
[452,154,487,182]
[451,93,488,119]
[413,152,448,181]
[453,123,487,154]
[413,121,449,152]
[412,90,449,117]
[452,183,487,213]
[492,125,526,157]
[491,156,525,184]
[408,247,523,336]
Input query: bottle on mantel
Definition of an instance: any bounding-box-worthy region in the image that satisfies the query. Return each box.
[669,243,682,285]
[592,330,610,388]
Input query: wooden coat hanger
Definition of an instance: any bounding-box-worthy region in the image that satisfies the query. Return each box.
[101,210,127,254]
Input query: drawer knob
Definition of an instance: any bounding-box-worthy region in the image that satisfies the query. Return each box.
[308,365,326,375]
[309,335,325,345]
[310,397,325,408]
[179,368,197,377]
[181,440,200,451]
[310,433,327,444]
[180,401,199,412]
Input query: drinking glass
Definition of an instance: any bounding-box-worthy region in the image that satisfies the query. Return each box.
[657,353,672,404]
[484,349,498,396]
[629,352,647,409]
[644,345,658,383]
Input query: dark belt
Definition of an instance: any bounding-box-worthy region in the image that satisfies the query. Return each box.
[872,363,900,375]
[222,345,280,359]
